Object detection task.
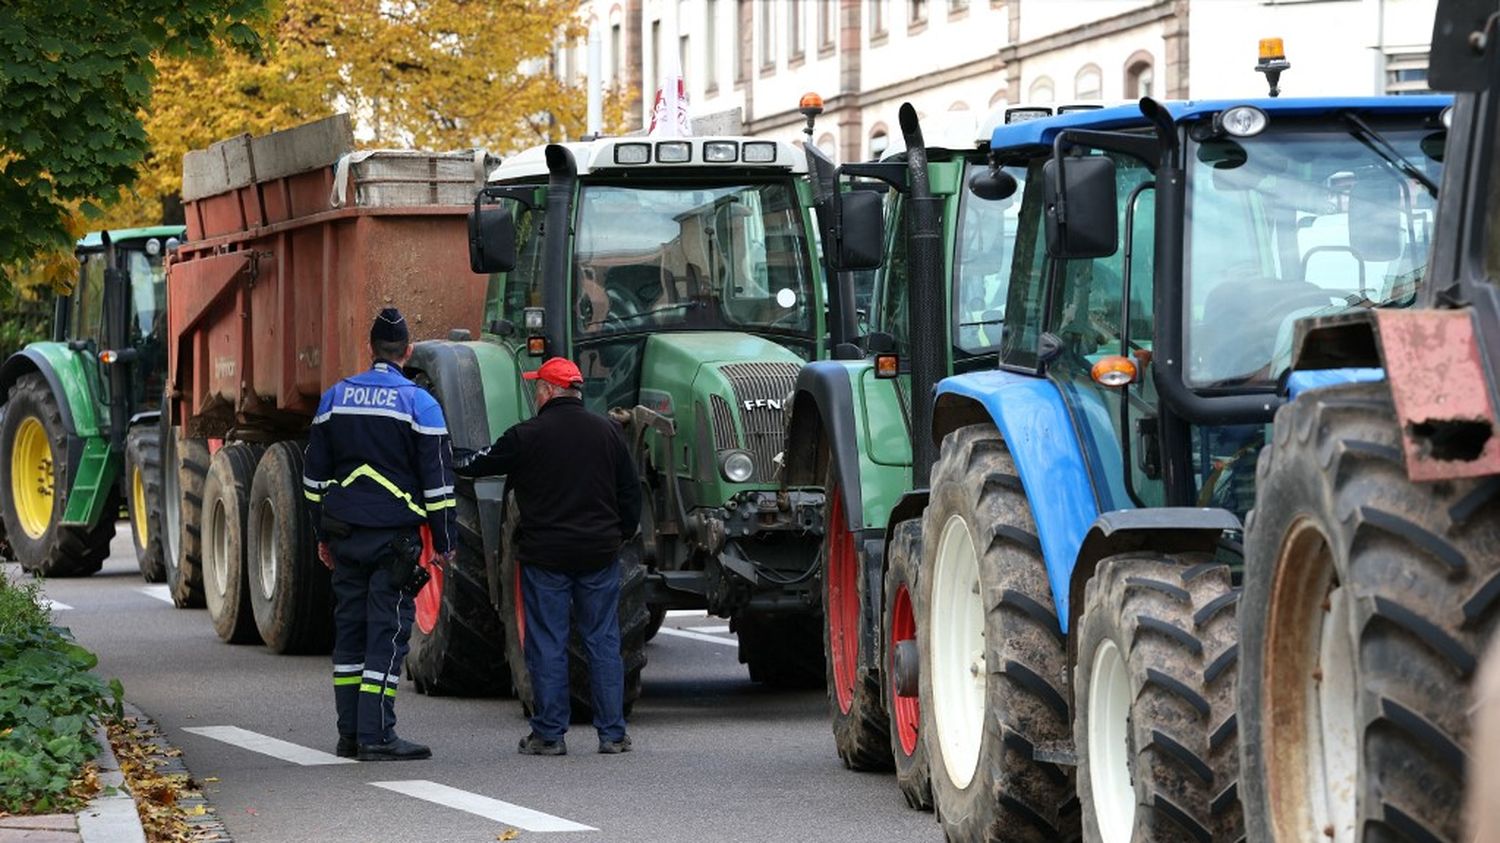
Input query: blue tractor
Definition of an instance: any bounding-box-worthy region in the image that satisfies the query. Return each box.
[880,90,1451,842]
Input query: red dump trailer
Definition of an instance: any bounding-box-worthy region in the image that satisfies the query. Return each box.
[162,114,490,653]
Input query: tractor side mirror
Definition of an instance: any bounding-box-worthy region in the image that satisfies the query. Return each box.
[1043,154,1118,259]
[1348,177,1404,262]
[468,205,516,274]
[834,189,885,271]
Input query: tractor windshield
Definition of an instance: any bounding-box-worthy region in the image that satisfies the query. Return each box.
[1184,115,1446,387]
[572,182,817,338]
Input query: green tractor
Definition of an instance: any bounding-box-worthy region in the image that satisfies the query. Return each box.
[1,226,185,580]
[405,134,880,710]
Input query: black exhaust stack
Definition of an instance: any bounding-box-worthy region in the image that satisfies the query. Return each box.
[898,104,943,484]
[542,144,578,357]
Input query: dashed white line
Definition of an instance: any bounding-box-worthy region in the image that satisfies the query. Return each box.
[656,627,738,647]
[371,780,596,832]
[685,625,730,634]
[139,585,174,604]
[182,726,356,766]
[42,598,73,612]
[664,609,707,618]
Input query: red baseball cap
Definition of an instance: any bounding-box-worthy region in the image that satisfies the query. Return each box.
[523,357,584,388]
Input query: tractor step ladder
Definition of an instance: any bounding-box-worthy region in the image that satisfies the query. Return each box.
[61,438,120,527]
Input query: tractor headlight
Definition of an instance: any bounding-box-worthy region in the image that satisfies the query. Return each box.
[720,450,755,483]
[1216,105,1268,138]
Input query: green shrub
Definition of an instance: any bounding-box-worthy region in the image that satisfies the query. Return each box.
[0,572,122,814]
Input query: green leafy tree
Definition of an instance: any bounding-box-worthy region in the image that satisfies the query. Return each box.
[0,0,268,293]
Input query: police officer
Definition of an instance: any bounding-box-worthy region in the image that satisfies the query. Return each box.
[455,357,640,756]
[303,308,455,761]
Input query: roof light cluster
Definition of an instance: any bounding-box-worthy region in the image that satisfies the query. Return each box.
[610,140,779,165]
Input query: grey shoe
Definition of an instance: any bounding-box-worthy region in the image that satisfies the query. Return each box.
[598,735,632,754]
[518,733,566,756]
[357,737,432,761]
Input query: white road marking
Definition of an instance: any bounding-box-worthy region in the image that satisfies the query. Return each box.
[656,627,739,647]
[664,609,707,618]
[685,625,730,634]
[139,585,174,604]
[182,726,356,766]
[371,780,596,833]
[42,598,73,611]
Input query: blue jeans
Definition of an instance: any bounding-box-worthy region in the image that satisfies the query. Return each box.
[522,560,626,743]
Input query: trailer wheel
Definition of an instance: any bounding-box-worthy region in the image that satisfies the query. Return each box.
[125,426,167,582]
[501,496,645,719]
[644,604,666,643]
[885,519,933,810]
[824,470,893,770]
[1074,553,1242,843]
[406,482,509,696]
[0,373,114,577]
[201,442,264,644]
[920,424,1078,843]
[247,442,332,654]
[736,610,824,688]
[1240,381,1500,843]
[168,435,211,608]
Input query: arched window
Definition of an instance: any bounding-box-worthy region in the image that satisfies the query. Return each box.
[816,132,836,157]
[1075,64,1102,100]
[869,124,889,158]
[949,101,970,112]
[1124,51,1155,99]
[989,89,1007,108]
[1028,76,1054,104]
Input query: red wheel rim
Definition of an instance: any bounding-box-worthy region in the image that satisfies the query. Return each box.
[514,564,525,647]
[827,488,859,713]
[891,581,920,756]
[414,526,441,635]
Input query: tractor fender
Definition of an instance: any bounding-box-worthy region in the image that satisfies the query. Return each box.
[1,346,94,437]
[786,359,916,534]
[933,370,1100,632]
[1066,507,1241,641]
[408,339,522,611]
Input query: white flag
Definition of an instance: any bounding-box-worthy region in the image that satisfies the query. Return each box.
[649,32,691,137]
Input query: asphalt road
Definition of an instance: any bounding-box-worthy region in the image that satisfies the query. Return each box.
[13,530,943,843]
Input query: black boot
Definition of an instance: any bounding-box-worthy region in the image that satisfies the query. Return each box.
[358,737,432,761]
[336,735,357,758]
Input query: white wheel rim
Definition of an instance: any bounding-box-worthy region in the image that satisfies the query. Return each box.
[1313,584,1358,843]
[255,499,278,601]
[162,434,180,571]
[209,497,230,598]
[1089,639,1136,841]
[931,513,985,789]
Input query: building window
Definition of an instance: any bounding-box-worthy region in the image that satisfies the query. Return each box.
[736,0,751,81]
[949,0,968,13]
[1386,51,1430,94]
[680,34,690,83]
[1124,52,1154,99]
[611,23,622,83]
[869,125,889,158]
[1028,76,1054,104]
[819,0,836,52]
[911,0,927,27]
[816,132,836,156]
[762,0,776,68]
[1075,64,1102,100]
[989,89,1007,108]
[650,19,661,86]
[869,0,886,38]
[789,0,804,61]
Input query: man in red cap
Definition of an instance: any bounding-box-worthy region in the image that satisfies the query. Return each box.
[455,357,640,755]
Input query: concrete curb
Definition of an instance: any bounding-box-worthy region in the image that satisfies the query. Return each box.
[75,721,145,843]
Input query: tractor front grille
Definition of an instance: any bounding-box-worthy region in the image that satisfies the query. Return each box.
[710,395,740,450]
[720,362,800,482]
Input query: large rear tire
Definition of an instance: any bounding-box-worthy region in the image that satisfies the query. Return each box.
[0,373,114,577]
[125,426,167,582]
[168,435,211,608]
[247,442,332,654]
[1240,381,1500,843]
[406,482,510,697]
[1074,553,1242,843]
[919,424,1078,843]
[201,442,264,644]
[500,497,646,720]
[884,519,933,811]
[823,470,892,771]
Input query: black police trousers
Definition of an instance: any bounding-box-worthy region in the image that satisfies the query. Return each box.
[330,528,415,746]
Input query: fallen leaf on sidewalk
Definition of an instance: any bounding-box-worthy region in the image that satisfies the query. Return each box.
[201,778,218,784]
[497,829,519,841]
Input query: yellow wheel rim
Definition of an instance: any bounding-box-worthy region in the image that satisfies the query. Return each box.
[10,416,55,539]
[132,463,149,548]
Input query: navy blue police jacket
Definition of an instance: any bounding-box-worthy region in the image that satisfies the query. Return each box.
[302,360,457,555]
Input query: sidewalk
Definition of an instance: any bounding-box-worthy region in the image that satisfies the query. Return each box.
[0,723,144,843]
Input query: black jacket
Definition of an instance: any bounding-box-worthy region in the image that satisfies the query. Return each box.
[455,397,640,571]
